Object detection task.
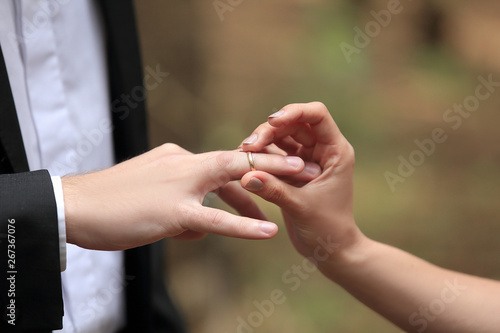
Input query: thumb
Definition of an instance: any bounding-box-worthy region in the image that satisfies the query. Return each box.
[241,171,300,208]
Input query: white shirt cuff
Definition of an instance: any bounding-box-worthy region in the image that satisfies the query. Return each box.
[51,176,67,272]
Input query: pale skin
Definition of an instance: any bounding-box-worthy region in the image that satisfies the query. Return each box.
[61,142,321,250]
[240,102,500,333]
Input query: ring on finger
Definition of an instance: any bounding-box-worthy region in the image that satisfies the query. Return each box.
[247,152,256,171]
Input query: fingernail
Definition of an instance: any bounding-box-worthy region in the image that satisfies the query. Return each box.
[304,163,322,177]
[259,222,278,235]
[244,177,264,191]
[237,146,243,152]
[285,156,302,169]
[243,133,258,145]
[269,110,284,119]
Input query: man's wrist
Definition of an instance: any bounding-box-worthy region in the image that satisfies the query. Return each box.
[50,176,67,271]
[60,175,82,247]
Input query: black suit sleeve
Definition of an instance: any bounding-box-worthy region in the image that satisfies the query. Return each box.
[0,170,63,332]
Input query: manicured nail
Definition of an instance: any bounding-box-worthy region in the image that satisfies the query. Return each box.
[269,110,284,119]
[285,156,302,169]
[244,177,264,191]
[259,222,278,235]
[243,133,258,145]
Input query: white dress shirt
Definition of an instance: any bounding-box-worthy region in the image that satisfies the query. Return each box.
[0,0,125,332]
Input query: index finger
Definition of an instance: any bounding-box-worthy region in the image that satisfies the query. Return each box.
[242,102,344,152]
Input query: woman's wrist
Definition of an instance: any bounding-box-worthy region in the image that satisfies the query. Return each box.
[316,228,376,282]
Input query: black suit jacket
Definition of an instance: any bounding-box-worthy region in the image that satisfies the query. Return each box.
[0,1,186,332]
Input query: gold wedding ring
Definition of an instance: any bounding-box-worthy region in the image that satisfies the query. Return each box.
[247,152,256,171]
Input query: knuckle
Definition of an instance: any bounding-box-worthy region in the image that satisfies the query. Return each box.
[262,122,276,133]
[197,152,234,190]
[214,151,235,169]
[287,192,308,215]
[183,205,213,232]
[343,143,356,168]
[211,152,237,184]
[154,149,184,168]
[311,101,328,112]
[208,210,226,230]
[161,142,180,151]
[266,183,285,203]
[166,204,193,234]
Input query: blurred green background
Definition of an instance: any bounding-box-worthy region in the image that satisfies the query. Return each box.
[134,0,500,332]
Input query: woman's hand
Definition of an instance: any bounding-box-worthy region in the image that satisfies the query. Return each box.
[242,102,500,333]
[240,102,365,265]
[62,143,319,250]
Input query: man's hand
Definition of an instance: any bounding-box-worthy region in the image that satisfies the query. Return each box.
[62,143,319,250]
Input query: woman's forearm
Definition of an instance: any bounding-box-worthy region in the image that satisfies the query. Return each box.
[324,235,500,333]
